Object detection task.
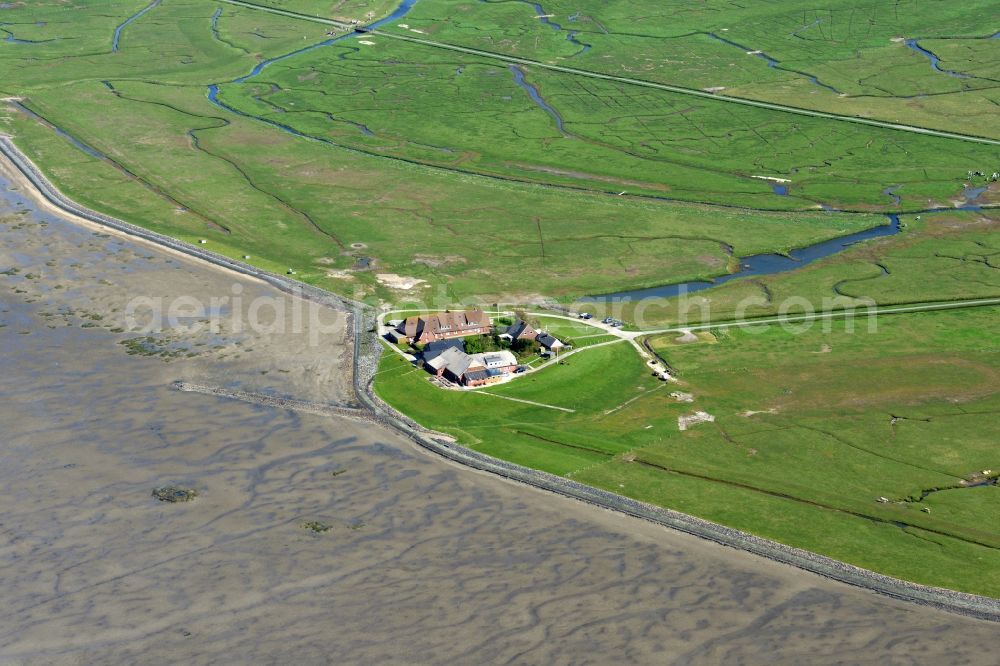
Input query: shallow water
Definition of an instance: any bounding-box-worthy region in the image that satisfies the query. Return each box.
[706,32,842,94]
[111,0,162,53]
[586,215,900,301]
[522,1,592,55]
[905,39,970,79]
[1,163,999,663]
[510,64,567,133]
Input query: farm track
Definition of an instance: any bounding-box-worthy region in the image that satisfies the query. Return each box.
[218,0,1000,147]
[3,136,1000,622]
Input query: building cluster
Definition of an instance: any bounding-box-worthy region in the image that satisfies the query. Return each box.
[388,309,491,345]
[498,318,565,353]
[424,341,519,387]
[386,310,566,388]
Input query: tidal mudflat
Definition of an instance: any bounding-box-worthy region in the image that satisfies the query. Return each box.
[1,171,997,664]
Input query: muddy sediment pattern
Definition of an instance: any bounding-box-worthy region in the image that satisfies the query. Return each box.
[1,174,999,663]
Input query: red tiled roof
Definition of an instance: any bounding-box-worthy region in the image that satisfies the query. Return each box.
[398,310,490,340]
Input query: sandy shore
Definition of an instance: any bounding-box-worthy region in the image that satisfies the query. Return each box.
[0,156,352,404]
[0,152,271,289]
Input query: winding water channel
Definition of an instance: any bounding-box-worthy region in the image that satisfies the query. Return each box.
[705,32,842,94]
[586,215,901,301]
[1,23,55,45]
[905,39,971,79]
[111,0,161,53]
[479,0,591,56]
[509,65,567,132]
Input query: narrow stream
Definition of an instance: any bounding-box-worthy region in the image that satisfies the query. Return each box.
[585,214,901,301]
[706,32,842,94]
[207,0,419,139]
[906,477,999,502]
[210,8,223,40]
[833,262,889,297]
[527,1,591,55]
[11,102,107,160]
[905,39,970,79]
[111,0,161,53]
[225,0,419,84]
[1,24,55,44]
[482,0,591,55]
[509,65,567,133]
[566,30,591,56]
[217,0,418,83]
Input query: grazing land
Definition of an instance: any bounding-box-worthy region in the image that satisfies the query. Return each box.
[2,0,999,600]
[217,34,999,211]
[385,0,1000,139]
[2,0,997,304]
[608,208,1000,328]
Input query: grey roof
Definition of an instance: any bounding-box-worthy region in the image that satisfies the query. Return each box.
[506,319,528,338]
[423,338,466,363]
[423,349,446,364]
[425,338,466,353]
[426,346,467,372]
[464,370,489,382]
[427,346,484,378]
[505,318,538,340]
[537,334,562,348]
[450,353,480,377]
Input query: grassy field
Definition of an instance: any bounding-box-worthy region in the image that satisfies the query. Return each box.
[0,0,897,303]
[216,34,997,211]
[386,0,1000,139]
[249,0,402,22]
[598,208,1000,328]
[2,0,996,304]
[1,82,884,302]
[376,306,1000,595]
